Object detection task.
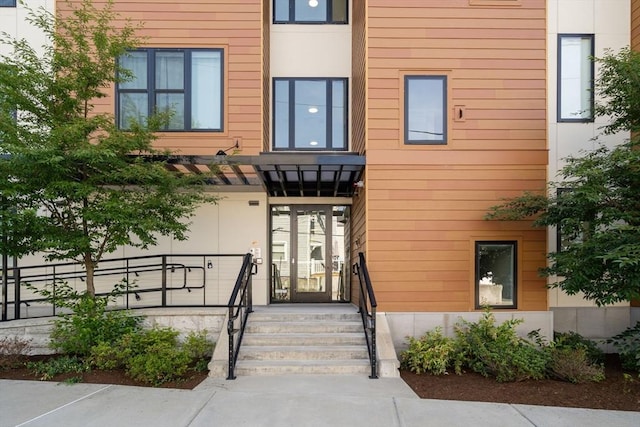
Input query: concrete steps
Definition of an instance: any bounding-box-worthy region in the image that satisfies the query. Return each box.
[233,306,372,376]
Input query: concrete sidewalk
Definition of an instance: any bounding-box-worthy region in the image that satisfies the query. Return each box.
[1,376,638,427]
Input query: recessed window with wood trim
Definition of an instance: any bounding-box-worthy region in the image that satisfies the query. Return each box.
[274,0,348,24]
[475,241,517,309]
[558,34,594,122]
[404,76,447,145]
[117,49,223,131]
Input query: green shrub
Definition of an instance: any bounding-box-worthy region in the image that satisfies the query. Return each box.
[608,322,640,372]
[89,327,214,384]
[454,311,549,382]
[127,342,191,386]
[547,346,605,383]
[553,331,604,364]
[400,327,456,375]
[47,284,142,357]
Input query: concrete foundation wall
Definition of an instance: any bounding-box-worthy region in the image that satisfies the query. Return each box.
[385,311,553,353]
[0,308,227,355]
[552,306,633,352]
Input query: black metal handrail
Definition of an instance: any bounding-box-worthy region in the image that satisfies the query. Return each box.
[226,253,254,380]
[353,252,378,379]
[0,253,247,321]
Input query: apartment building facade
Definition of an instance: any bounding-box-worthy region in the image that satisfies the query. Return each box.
[2,0,638,346]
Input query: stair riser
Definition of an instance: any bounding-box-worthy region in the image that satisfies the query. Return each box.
[249,313,361,322]
[239,350,370,361]
[246,324,362,334]
[242,336,366,346]
[234,364,372,376]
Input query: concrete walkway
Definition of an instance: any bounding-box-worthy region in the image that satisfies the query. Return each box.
[1,376,638,427]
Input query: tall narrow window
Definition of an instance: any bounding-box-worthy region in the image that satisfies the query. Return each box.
[117,49,223,131]
[476,241,517,308]
[558,34,594,121]
[274,0,348,24]
[273,78,347,150]
[404,76,447,144]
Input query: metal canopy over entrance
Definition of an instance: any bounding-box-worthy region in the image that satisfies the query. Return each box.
[164,152,365,197]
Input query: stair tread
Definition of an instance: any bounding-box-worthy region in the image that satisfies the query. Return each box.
[236,359,371,366]
[241,345,368,351]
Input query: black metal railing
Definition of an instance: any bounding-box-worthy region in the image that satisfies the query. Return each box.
[353,252,378,379]
[0,254,248,321]
[226,253,254,380]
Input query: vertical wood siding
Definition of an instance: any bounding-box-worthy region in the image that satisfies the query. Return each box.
[365,0,548,312]
[60,0,263,156]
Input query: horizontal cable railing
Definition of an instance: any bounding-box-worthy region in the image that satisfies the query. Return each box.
[353,252,378,379]
[0,253,249,322]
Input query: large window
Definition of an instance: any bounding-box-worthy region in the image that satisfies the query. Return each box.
[273,78,347,150]
[404,76,447,144]
[475,241,517,308]
[558,34,594,122]
[0,0,16,7]
[274,0,348,24]
[117,49,223,131]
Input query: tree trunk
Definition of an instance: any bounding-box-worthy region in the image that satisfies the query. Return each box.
[84,253,96,297]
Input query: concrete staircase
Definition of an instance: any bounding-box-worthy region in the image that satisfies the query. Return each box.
[232,305,372,376]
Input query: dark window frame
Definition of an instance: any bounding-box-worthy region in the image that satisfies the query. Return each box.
[0,0,16,7]
[404,75,448,145]
[557,34,595,123]
[272,77,348,151]
[273,0,348,24]
[116,48,224,132]
[475,240,518,309]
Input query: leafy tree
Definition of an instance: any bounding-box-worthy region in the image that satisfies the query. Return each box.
[0,0,214,296]
[486,47,640,306]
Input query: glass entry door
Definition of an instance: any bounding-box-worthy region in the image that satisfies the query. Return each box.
[271,205,348,303]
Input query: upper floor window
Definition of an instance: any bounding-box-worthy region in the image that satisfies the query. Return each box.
[274,0,348,24]
[558,34,594,122]
[273,78,347,150]
[117,48,223,131]
[404,75,447,144]
[0,0,16,7]
[476,241,517,308]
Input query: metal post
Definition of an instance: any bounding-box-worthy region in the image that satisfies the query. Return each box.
[161,256,167,307]
[14,268,20,320]
[227,307,235,380]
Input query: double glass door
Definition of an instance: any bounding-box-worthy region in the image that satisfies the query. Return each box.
[271,205,347,303]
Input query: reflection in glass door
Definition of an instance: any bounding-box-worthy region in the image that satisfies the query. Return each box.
[270,206,348,303]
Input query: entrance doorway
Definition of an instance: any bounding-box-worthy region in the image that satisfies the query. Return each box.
[271,205,349,303]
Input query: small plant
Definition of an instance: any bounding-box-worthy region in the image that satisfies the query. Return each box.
[400,327,456,375]
[27,356,89,381]
[607,322,640,372]
[547,347,605,383]
[0,336,32,369]
[553,331,604,364]
[622,373,640,394]
[454,310,549,382]
[544,331,605,383]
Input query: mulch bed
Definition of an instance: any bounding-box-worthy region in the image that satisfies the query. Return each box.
[400,354,640,412]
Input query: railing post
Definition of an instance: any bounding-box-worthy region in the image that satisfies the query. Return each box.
[370,308,377,379]
[227,306,235,380]
[14,268,20,320]
[161,255,167,307]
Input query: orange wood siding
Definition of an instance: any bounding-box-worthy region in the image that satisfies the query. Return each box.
[633,0,640,51]
[350,0,367,304]
[262,0,270,152]
[365,0,547,312]
[60,0,263,156]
